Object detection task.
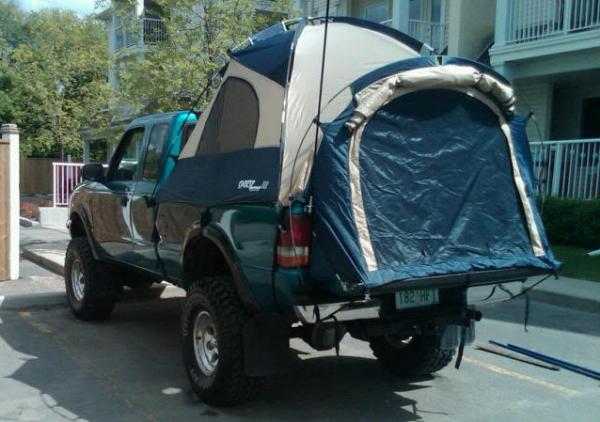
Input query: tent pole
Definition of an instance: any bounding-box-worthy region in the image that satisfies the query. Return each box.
[312,0,331,161]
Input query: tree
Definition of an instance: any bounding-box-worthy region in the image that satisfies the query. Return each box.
[0,3,113,159]
[98,0,297,114]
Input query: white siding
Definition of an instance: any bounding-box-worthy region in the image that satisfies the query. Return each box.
[513,81,553,141]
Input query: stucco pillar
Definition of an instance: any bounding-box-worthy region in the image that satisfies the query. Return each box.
[447,0,497,59]
[392,0,409,33]
[0,124,20,281]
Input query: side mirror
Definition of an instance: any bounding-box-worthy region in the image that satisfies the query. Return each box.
[81,163,105,182]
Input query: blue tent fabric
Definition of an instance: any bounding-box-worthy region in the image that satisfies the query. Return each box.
[230,29,296,86]
[157,147,280,206]
[309,86,560,288]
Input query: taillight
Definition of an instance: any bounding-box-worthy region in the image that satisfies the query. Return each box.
[277,209,311,268]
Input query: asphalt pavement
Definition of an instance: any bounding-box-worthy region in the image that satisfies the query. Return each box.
[1,262,599,421]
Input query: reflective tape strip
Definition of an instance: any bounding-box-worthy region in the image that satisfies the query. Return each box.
[349,123,379,272]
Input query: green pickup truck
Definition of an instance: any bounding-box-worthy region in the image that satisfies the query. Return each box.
[66,18,559,406]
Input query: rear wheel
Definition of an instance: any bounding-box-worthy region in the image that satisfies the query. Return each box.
[369,332,455,376]
[64,238,121,321]
[181,276,260,406]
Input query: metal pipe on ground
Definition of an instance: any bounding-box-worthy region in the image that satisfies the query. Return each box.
[489,340,600,380]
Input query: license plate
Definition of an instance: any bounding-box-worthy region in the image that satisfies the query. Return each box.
[395,288,439,309]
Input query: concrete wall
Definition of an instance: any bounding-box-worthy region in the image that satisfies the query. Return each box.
[512,81,554,141]
[447,0,495,59]
[551,84,600,140]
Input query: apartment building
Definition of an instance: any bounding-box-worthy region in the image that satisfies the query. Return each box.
[301,0,497,58]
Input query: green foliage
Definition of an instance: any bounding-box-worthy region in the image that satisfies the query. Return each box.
[552,245,600,282]
[0,2,113,158]
[540,197,600,249]
[99,0,297,114]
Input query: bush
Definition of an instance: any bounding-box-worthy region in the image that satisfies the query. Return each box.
[539,197,600,249]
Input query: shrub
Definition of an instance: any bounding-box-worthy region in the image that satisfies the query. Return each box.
[538,197,600,249]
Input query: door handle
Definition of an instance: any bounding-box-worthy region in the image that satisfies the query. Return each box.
[120,195,129,206]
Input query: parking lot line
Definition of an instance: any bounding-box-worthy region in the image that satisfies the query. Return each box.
[463,356,578,395]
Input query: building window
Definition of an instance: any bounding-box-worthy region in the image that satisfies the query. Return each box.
[365,2,390,23]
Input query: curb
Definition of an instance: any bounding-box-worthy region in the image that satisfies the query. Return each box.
[0,286,179,311]
[0,292,68,310]
[21,248,64,277]
[529,290,600,314]
[19,217,39,228]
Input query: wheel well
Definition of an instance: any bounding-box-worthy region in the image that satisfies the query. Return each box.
[183,236,231,288]
[70,213,86,238]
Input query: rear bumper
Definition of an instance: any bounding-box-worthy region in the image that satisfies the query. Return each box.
[294,299,381,324]
[294,267,554,324]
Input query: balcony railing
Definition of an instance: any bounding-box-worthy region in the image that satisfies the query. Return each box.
[503,0,600,45]
[408,19,447,52]
[114,17,167,51]
[381,19,447,53]
[531,138,600,199]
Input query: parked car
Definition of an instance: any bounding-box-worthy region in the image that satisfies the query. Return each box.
[66,18,560,406]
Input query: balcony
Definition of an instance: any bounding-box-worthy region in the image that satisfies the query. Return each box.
[501,0,600,45]
[491,0,600,79]
[381,19,448,53]
[114,17,167,51]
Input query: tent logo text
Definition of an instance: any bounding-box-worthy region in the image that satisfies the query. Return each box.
[238,180,270,192]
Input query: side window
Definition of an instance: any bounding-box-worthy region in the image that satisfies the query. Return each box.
[142,123,169,181]
[182,123,196,149]
[197,78,259,156]
[112,128,145,182]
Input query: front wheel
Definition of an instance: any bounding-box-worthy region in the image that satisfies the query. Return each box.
[370,331,456,376]
[64,238,121,321]
[181,277,260,406]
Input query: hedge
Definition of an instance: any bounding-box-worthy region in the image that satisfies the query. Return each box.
[538,197,600,249]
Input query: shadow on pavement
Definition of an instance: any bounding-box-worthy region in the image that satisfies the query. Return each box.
[480,296,600,337]
[0,296,441,421]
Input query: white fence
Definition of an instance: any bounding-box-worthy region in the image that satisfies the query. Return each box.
[408,19,448,52]
[504,0,600,44]
[531,138,600,199]
[115,17,167,50]
[53,162,84,207]
[380,19,448,53]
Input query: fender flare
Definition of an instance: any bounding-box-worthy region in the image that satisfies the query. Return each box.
[182,223,259,313]
[69,208,101,260]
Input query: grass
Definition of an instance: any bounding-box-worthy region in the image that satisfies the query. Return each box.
[552,245,600,282]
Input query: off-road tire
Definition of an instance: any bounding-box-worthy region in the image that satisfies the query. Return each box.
[182,276,260,406]
[370,332,456,376]
[64,238,121,321]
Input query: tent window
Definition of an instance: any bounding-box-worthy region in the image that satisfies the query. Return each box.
[197,77,259,155]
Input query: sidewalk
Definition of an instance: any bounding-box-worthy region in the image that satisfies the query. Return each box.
[11,225,600,313]
[20,224,69,276]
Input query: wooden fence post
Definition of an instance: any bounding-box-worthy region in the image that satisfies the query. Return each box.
[0,124,20,281]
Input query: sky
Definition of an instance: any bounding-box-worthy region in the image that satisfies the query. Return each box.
[17,0,97,16]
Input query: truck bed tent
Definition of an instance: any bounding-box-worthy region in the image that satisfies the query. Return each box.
[158,18,559,288]
[158,17,424,206]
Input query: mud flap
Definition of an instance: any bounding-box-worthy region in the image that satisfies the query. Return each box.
[243,315,292,376]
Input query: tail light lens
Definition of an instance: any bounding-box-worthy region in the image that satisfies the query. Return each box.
[277,210,311,268]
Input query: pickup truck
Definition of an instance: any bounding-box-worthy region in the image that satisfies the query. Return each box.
[66,18,559,407]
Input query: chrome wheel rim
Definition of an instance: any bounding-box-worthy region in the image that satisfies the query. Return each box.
[71,258,85,301]
[193,311,219,376]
